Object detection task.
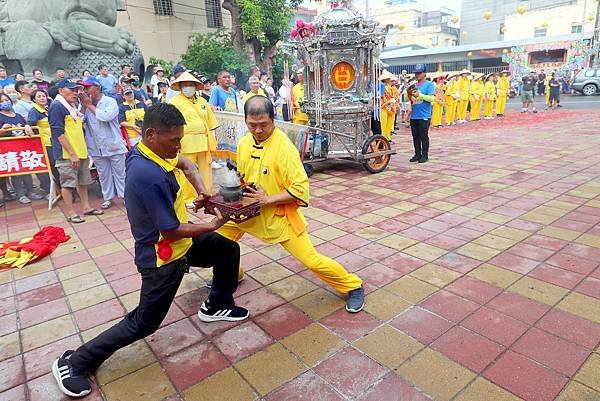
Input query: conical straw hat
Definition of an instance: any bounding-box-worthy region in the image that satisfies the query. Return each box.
[170,71,202,91]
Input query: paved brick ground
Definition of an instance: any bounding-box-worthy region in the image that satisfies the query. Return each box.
[1,109,600,401]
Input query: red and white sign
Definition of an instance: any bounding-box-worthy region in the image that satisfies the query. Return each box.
[479,49,498,57]
[0,136,49,178]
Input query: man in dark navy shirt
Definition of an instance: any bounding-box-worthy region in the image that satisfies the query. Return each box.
[51,103,249,398]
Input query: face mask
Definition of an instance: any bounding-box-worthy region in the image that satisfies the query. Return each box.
[182,87,196,97]
[0,101,13,111]
[7,93,17,102]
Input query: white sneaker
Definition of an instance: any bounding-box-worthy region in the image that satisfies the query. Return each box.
[29,193,44,200]
[18,196,31,204]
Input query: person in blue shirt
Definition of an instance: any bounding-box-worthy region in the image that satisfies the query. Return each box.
[0,66,16,88]
[209,70,239,112]
[79,76,128,210]
[95,65,118,97]
[407,64,436,164]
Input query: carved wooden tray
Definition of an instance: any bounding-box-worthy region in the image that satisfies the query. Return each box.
[205,194,261,223]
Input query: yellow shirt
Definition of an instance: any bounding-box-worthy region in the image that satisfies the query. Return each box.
[64,118,87,159]
[292,83,309,125]
[458,76,471,100]
[484,81,497,100]
[497,76,509,95]
[31,104,51,147]
[169,94,219,154]
[234,128,309,243]
[121,100,146,139]
[382,84,399,113]
[242,88,266,105]
[469,80,484,101]
[445,80,458,100]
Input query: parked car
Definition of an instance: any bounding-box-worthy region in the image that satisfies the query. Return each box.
[572,68,600,96]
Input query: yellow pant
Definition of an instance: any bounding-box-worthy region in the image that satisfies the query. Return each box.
[445,99,456,124]
[469,100,482,121]
[432,103,443,126]
[380,109,395,141]
[217,223,362,293]
[483,100,495,117]
[545,89,551,106]
[457,99,469,120]
[181,151,212,203]
[496,94,507,115]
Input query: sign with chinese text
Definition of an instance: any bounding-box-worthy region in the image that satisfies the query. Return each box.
[0,136,49,178]
[331,61,356,91]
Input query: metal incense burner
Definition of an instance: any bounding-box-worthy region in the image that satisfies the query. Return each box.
[204,163,261,223]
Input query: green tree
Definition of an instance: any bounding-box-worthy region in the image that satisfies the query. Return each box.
[148,56,174,77]
[222,0,303,75]
[181,29,250,81]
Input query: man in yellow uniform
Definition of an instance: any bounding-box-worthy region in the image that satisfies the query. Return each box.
[456,69,471,123]
[379,70,398,141]
[444,73,459,126]
[242,76,267,105]
[215,96,365,312]
[483,73,498,119]
[431,75,445,128]
[469,74,484,121]
[496,70,510,117]
[169,72,219,203]
[292,68,309,125]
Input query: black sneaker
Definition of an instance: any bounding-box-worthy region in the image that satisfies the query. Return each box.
[418,156,429,163]
[198,300,249,322]
[346,286,365,313]
[52,350,91,398]
[409,155,421,163]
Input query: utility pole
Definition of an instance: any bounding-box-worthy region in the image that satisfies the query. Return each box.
[365,0,369,18]
[593,0,600,66]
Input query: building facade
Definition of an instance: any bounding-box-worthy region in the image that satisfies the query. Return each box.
[116,0,232,62]
[460,0,597,44]
[371,3,459,49]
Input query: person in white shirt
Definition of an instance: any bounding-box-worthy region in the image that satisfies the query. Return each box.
[165,64,186,102]
[150,66,169,101]
[14,81,35,120]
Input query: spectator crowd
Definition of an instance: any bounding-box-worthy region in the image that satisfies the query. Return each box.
[0,63,300,220]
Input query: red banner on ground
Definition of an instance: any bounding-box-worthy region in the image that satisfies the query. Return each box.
[0,136,50,178]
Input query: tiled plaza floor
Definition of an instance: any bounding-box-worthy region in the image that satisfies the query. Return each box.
[1,108,600,401]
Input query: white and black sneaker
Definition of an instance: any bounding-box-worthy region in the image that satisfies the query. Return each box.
[52,350,91,398]
[197,300,249,322]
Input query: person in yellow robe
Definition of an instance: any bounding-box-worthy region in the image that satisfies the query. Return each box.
[444,73,459,126]
[483,73,498,119]
[456,69,471,123]
[292,69,309,125]
[431,75,445,128]
[469,74,484,121]
[214,96,365,312]
[169,72,219,204]
[379,70,398,141]
[496,70,510,117]
[242,76,267,106]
